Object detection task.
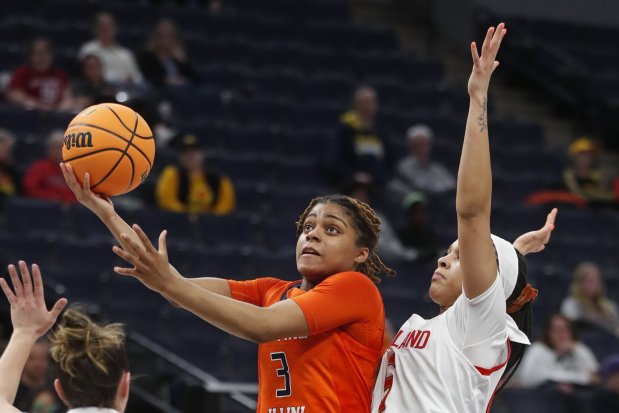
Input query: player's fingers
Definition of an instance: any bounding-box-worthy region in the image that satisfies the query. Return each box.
[59,163,71,183]
[63,163,79,189]
[0,278,17,305]
[114,266,141,279]
[31,263,45,303]
[112,245,141,268]
[7,264,23,296]
[158,230,168,256]
[481,26,494,56]
[491,22,505,47]
[18,261,33,296]
[546,208,558,228]
[49,298,68,320]
[133,224,158,255]
[83,172,92,193]
[471,42,480,65]
[119,233,142,255]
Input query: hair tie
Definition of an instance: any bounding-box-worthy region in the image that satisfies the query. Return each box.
[507,283,538,314]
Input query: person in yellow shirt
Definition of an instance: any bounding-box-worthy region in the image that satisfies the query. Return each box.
[563,137,615,204]
[156,133,235,214]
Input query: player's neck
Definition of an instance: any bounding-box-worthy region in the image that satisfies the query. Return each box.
[300,279,315,291]
[439,305,451,314]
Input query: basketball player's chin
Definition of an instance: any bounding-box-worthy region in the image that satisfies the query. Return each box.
[427,283,444,305]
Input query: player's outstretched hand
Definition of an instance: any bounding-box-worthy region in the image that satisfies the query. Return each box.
[512,208,558,255]
[112,225,177,293]
[60,162,115,218]
[0,262,68,338]
[468,22,507,101]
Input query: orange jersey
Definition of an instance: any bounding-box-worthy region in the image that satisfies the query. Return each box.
[228,271,385,413]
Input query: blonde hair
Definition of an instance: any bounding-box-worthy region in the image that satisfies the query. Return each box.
[50,308,128,408]
[570,261,615,318]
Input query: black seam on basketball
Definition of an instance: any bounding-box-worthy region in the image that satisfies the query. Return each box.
[104,105,154,140]
[69,123,152,169]
[123,150,136,194]
[63,148,125,163]
[91,113,139,190]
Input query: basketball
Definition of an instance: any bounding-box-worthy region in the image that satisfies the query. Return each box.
[62,103,155,196]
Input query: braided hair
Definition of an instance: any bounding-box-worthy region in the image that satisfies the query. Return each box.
[498,249,533,392]
[296,194,395,283]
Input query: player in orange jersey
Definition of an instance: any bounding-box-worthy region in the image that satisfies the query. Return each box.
[61,163,391,413]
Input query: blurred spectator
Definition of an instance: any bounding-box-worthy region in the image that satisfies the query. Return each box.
[326,85,393,188]
[78,12,144,86]
[72,54,117,109]
[138,19,199,87]
[345,176,418,263]
[23,130,77,204]
[14,339,54,412]
[561,261,619,335]
[563,138,615,204]
[516,314,599,392]
[0,128,20,199]
[29,389,60,413]
[396,192,440,261]
[592,354,619,411]
[156,133,235,214]
[389,124,455,201]
[7,38,76,112]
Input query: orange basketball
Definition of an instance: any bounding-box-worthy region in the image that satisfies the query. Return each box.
[62,103,155,196]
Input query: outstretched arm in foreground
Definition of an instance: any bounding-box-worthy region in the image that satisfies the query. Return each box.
[456,23,506,299]
[61,163,231,297]
[0,262,67,412]
[112,226,309,343]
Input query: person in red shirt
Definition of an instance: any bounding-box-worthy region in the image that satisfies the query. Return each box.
[62,161,392,413]
[23,131,76,203]
[7,38,75,112]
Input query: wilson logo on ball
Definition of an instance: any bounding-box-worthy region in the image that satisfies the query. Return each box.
[64,132,94,150]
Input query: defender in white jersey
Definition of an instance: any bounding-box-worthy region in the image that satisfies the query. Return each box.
[372,23,558,413]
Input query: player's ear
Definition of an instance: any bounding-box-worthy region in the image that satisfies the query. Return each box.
[54,379,68,406]
[354,247,369,264]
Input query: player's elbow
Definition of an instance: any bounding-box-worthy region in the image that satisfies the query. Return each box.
[456,201,489,220]
[248,323,280,343]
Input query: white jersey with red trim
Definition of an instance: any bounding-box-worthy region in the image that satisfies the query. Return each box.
[372,276,511,413]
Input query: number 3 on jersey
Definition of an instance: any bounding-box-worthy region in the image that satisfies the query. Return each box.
[270,352,291,397]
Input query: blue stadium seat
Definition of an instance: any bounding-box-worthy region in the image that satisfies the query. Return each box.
[5,197,68,238]
[186,247,248,278]
[0,234,51,267]
[43,267,106,303]
[258,218,297,252]
[497,388,571,413]
[52,238,117,273]
[234,182,269,215]
[198,214,257,247]
[138,209,198,245]
[272,158,323,189]
[268,189,318,222]
[580,328,619,362]
[213,155,275,186]
[251,250,298,280]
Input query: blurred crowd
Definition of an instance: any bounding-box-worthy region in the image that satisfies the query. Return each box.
[0,3,618,413]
